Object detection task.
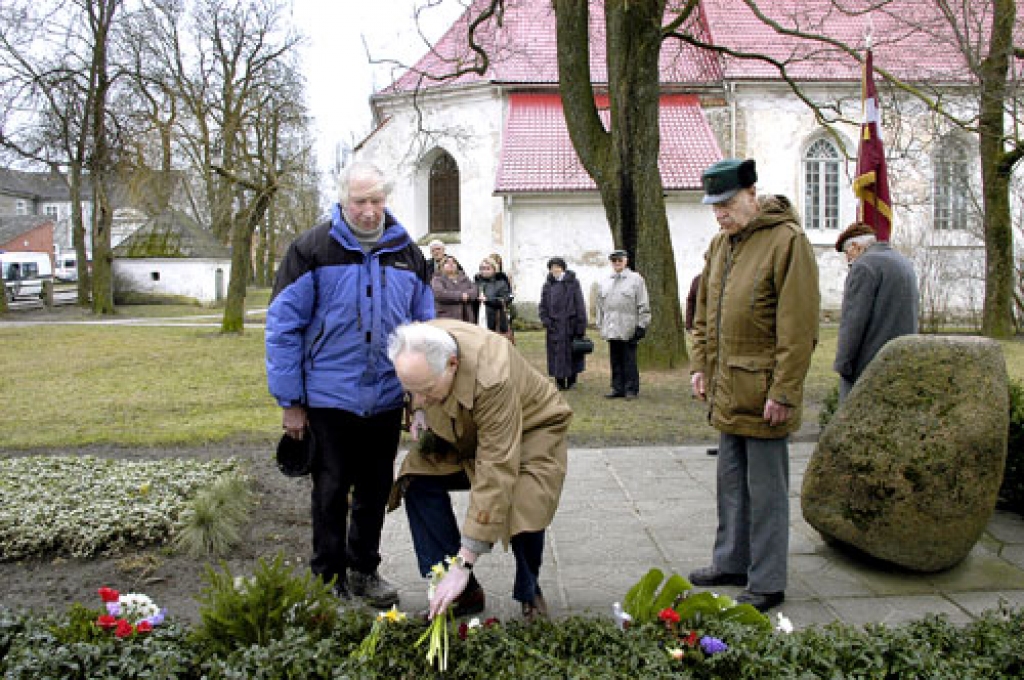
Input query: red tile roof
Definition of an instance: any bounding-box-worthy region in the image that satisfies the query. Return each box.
[384,0,722,93]
[700,0,975,82]
[384,0,985,93]
[495,93,721,193]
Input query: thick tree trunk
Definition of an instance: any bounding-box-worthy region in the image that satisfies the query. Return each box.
[979,0,1014,337]
[88,0,116,315]
[554,0,687,367]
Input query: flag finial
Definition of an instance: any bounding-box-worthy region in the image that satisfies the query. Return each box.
[864,18,874,50]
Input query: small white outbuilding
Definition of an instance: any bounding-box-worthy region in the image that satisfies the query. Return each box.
[113,210,231,305]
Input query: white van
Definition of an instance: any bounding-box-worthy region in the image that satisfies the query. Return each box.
[54,252,78,282]
[1,251,53,302]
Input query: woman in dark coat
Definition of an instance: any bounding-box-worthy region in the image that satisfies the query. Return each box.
[432,255,478,323]
[538,257,587,390]
[474,257,513,334]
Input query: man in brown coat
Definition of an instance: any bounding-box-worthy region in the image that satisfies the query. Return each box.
[688,158,820,612]
[387,319,571,622]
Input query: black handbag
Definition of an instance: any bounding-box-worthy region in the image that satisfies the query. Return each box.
[572,336,594,355]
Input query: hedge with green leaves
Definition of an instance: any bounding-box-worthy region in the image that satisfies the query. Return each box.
[3,605,1024,679]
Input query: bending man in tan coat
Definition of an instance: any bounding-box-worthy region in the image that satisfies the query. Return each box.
[388,319,571,622]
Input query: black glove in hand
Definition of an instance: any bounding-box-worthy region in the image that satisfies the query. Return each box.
[632,326,647,341]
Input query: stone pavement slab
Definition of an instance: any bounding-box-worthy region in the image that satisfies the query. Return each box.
[379,443,1024,630]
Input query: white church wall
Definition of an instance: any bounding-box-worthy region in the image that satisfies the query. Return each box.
[362,80,987,320]
[360,86,507,265]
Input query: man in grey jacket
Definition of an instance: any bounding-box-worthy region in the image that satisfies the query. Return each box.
[834,222,919,401]
[596,249,651,399]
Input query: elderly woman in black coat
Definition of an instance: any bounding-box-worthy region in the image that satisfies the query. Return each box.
[538,257,588,390]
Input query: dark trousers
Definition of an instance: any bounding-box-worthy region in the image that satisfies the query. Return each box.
[712,433,790,593]
[404,473,545,604]
[306,407,402,585]
[608,339,639,395]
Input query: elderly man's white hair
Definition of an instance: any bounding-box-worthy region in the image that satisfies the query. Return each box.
[846,233,876,250]
[387,322,458,375]
[337,161,392,204]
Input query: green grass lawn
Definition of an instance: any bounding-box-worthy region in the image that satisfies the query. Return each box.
[2,296,1023,450]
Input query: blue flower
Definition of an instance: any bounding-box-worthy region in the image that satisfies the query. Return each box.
[700,636,728,655]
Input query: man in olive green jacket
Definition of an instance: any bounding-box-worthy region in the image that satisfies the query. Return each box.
[688,158,820,612]
[387,319,571,622]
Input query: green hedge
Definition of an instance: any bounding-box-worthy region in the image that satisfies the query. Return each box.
[2,606,1024,679]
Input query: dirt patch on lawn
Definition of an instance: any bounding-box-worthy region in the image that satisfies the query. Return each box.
[0,439,311,625]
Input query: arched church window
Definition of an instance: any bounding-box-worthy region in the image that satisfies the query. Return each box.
[803,138,841,230]
[429,151,460,233]
[933,136,972,231]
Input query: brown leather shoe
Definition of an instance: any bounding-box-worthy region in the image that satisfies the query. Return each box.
[521,593,549,623]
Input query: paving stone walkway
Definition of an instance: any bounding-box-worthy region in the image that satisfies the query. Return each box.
[378,443,1024,629]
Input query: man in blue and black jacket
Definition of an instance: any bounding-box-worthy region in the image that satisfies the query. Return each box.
[266,161,435,607]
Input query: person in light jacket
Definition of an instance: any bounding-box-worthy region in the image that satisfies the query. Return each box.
[596,249,650,399]
[538,257,587,390]
[387,319,572,623]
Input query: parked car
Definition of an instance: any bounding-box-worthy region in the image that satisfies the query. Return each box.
[1,251,53,302]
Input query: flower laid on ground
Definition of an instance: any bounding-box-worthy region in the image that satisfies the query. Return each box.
[95,587,166,638]
[457,616,500,640]
[776,612,794,633]
[611,601,633,630]
[658,607,681,626]
[416,558,456,671]
[699,635,728,655]
[351,605,408,661]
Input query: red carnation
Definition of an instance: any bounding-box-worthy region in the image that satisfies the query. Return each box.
[96,614,117,630]
[658,608,681,624]
[135,620,153,634]
[98,587,119,603]
[114,619,134,638]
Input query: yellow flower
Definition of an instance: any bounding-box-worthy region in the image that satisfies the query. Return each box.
[383,605,406,623]
[138,482,151,495]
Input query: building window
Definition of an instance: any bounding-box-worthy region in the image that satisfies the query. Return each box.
[44,205,59,218]
[933,136,972,231]
[428,151,460,234]
[803,138,841,230]
[15,200,27,216]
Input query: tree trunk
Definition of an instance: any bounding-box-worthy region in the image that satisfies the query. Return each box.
[222,187,274,333]
[87,0,117,315]
[554,0,687,367]
[68,163,92,306]
[979,0,1014,337]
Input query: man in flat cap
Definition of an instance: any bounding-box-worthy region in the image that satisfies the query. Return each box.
[688,158,820,612]
[834,221,919,401]
[596,249,651,399]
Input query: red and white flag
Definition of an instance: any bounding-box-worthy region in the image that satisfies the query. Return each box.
[852,49,892,242]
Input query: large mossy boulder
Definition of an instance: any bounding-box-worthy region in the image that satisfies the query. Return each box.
[802,335,1008,572]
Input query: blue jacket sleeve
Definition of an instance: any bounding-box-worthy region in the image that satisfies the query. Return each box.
[265,271,316,407]
[413,275,436,321]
